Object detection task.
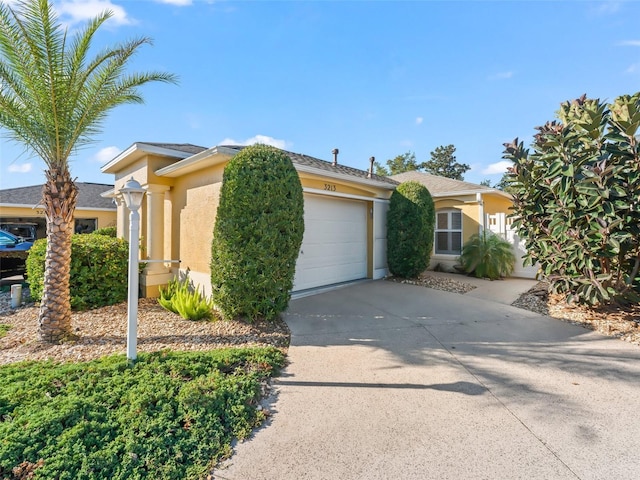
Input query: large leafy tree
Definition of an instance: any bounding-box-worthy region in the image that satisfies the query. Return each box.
[504,93,640,305]
[421,144,469,180]
[374,151,418,176]
[0,0,177,342]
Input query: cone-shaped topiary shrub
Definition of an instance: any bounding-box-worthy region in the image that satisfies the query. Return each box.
[26,234,129,310]
[211,144,304,321]
[459,231,515,280]
[387,181,435,278]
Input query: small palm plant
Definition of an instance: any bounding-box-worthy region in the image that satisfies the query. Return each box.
[459,231,515,280]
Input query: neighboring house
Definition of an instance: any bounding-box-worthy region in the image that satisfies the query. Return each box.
[390,171,538,279]
[101,143,397,297]
[0,182,117,239]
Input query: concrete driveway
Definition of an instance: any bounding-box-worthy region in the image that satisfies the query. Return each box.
[214,279,640,480]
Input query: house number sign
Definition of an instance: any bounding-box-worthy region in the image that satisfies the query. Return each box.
[324,183,337,192]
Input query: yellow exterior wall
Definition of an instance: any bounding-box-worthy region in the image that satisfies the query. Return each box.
[169,164,226,277]
[428,192,515,273]
[433,195,480,244]
[109,149,394,297]
[483,194,513,216]
[299,175,391,199]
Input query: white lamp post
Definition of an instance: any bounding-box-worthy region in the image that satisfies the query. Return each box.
[120,178,146,362]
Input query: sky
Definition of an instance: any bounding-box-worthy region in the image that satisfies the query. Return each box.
[0,0,639,191]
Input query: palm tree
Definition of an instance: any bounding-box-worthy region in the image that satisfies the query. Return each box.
[0,0,177,343]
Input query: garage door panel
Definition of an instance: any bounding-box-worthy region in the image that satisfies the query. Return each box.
[293,194,368,291]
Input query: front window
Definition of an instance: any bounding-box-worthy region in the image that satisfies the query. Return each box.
[435,210,462,255]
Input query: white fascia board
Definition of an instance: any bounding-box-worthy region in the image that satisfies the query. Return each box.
[0,203,114,211]
[0,203,40,209]
[155,146,239,178]
[100,189,116,198]
[294,164,397,190]
[75,207,117,212]
[101,143,194,174]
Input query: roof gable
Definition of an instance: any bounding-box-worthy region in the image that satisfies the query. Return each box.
[390,171,508,197]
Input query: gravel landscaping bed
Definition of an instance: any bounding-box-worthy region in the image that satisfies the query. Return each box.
[3,273,639,366]
[0,287,290,365]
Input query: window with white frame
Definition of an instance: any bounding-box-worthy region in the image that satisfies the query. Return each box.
[435,209,462,255]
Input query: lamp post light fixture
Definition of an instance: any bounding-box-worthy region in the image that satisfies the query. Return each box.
[120,177,146,362]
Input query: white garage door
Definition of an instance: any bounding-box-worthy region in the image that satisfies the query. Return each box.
[293,194,368,291]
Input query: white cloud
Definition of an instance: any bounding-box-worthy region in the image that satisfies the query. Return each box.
[155,0,193,5]
[626,63,640,73]
[57,0,134,27]
[488,71,514,81]
[482,161,512,175]
[219,135,291,150]
[8,163,32,174]
[415,117,424,125]
[618,40,640,47]
[591,1,622,15]
[93,146,121,163]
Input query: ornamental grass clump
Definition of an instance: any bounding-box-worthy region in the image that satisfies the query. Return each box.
[158,274,214,321]
[459,231,515,280]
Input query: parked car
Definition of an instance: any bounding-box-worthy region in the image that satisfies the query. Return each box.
[0,222,38,242]
[0,230,33,278]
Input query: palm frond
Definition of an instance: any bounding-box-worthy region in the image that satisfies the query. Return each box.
[0,0,177,167]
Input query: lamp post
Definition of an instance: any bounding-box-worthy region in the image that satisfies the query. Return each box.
[120,178,146,362]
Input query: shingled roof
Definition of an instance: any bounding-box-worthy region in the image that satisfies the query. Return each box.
[139,143,208,156]
[0,182,116,210]
[390,171,503,196]
[220,145,398,187]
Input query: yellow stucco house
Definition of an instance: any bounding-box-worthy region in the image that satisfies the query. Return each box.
[391,171,537,279]
[101,143,398,297]
[0,182,117,239]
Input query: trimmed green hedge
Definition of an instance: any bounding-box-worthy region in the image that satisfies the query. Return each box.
[387,181,435,278]
[26,235,129,310]
[211,144,304,321]
[91,226,117,237]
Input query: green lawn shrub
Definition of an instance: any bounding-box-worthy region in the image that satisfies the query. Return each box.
[459,231,515,280]
[91,226,117,237]
[0,347,285,480]
[211,144,304,321]
[26,235,129,310]
[387,181,435,278]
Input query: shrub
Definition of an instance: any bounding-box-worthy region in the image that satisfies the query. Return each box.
[92,226,117,237]
[0,348,285,480]
[26,235,129,310]
[211,144,304,321]
[504,92,640,305]
[387,181,435,278]
[459,231,515,280]
[158,274,214,320]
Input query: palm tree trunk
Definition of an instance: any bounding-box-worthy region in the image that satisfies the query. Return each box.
[37,168,78,343]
